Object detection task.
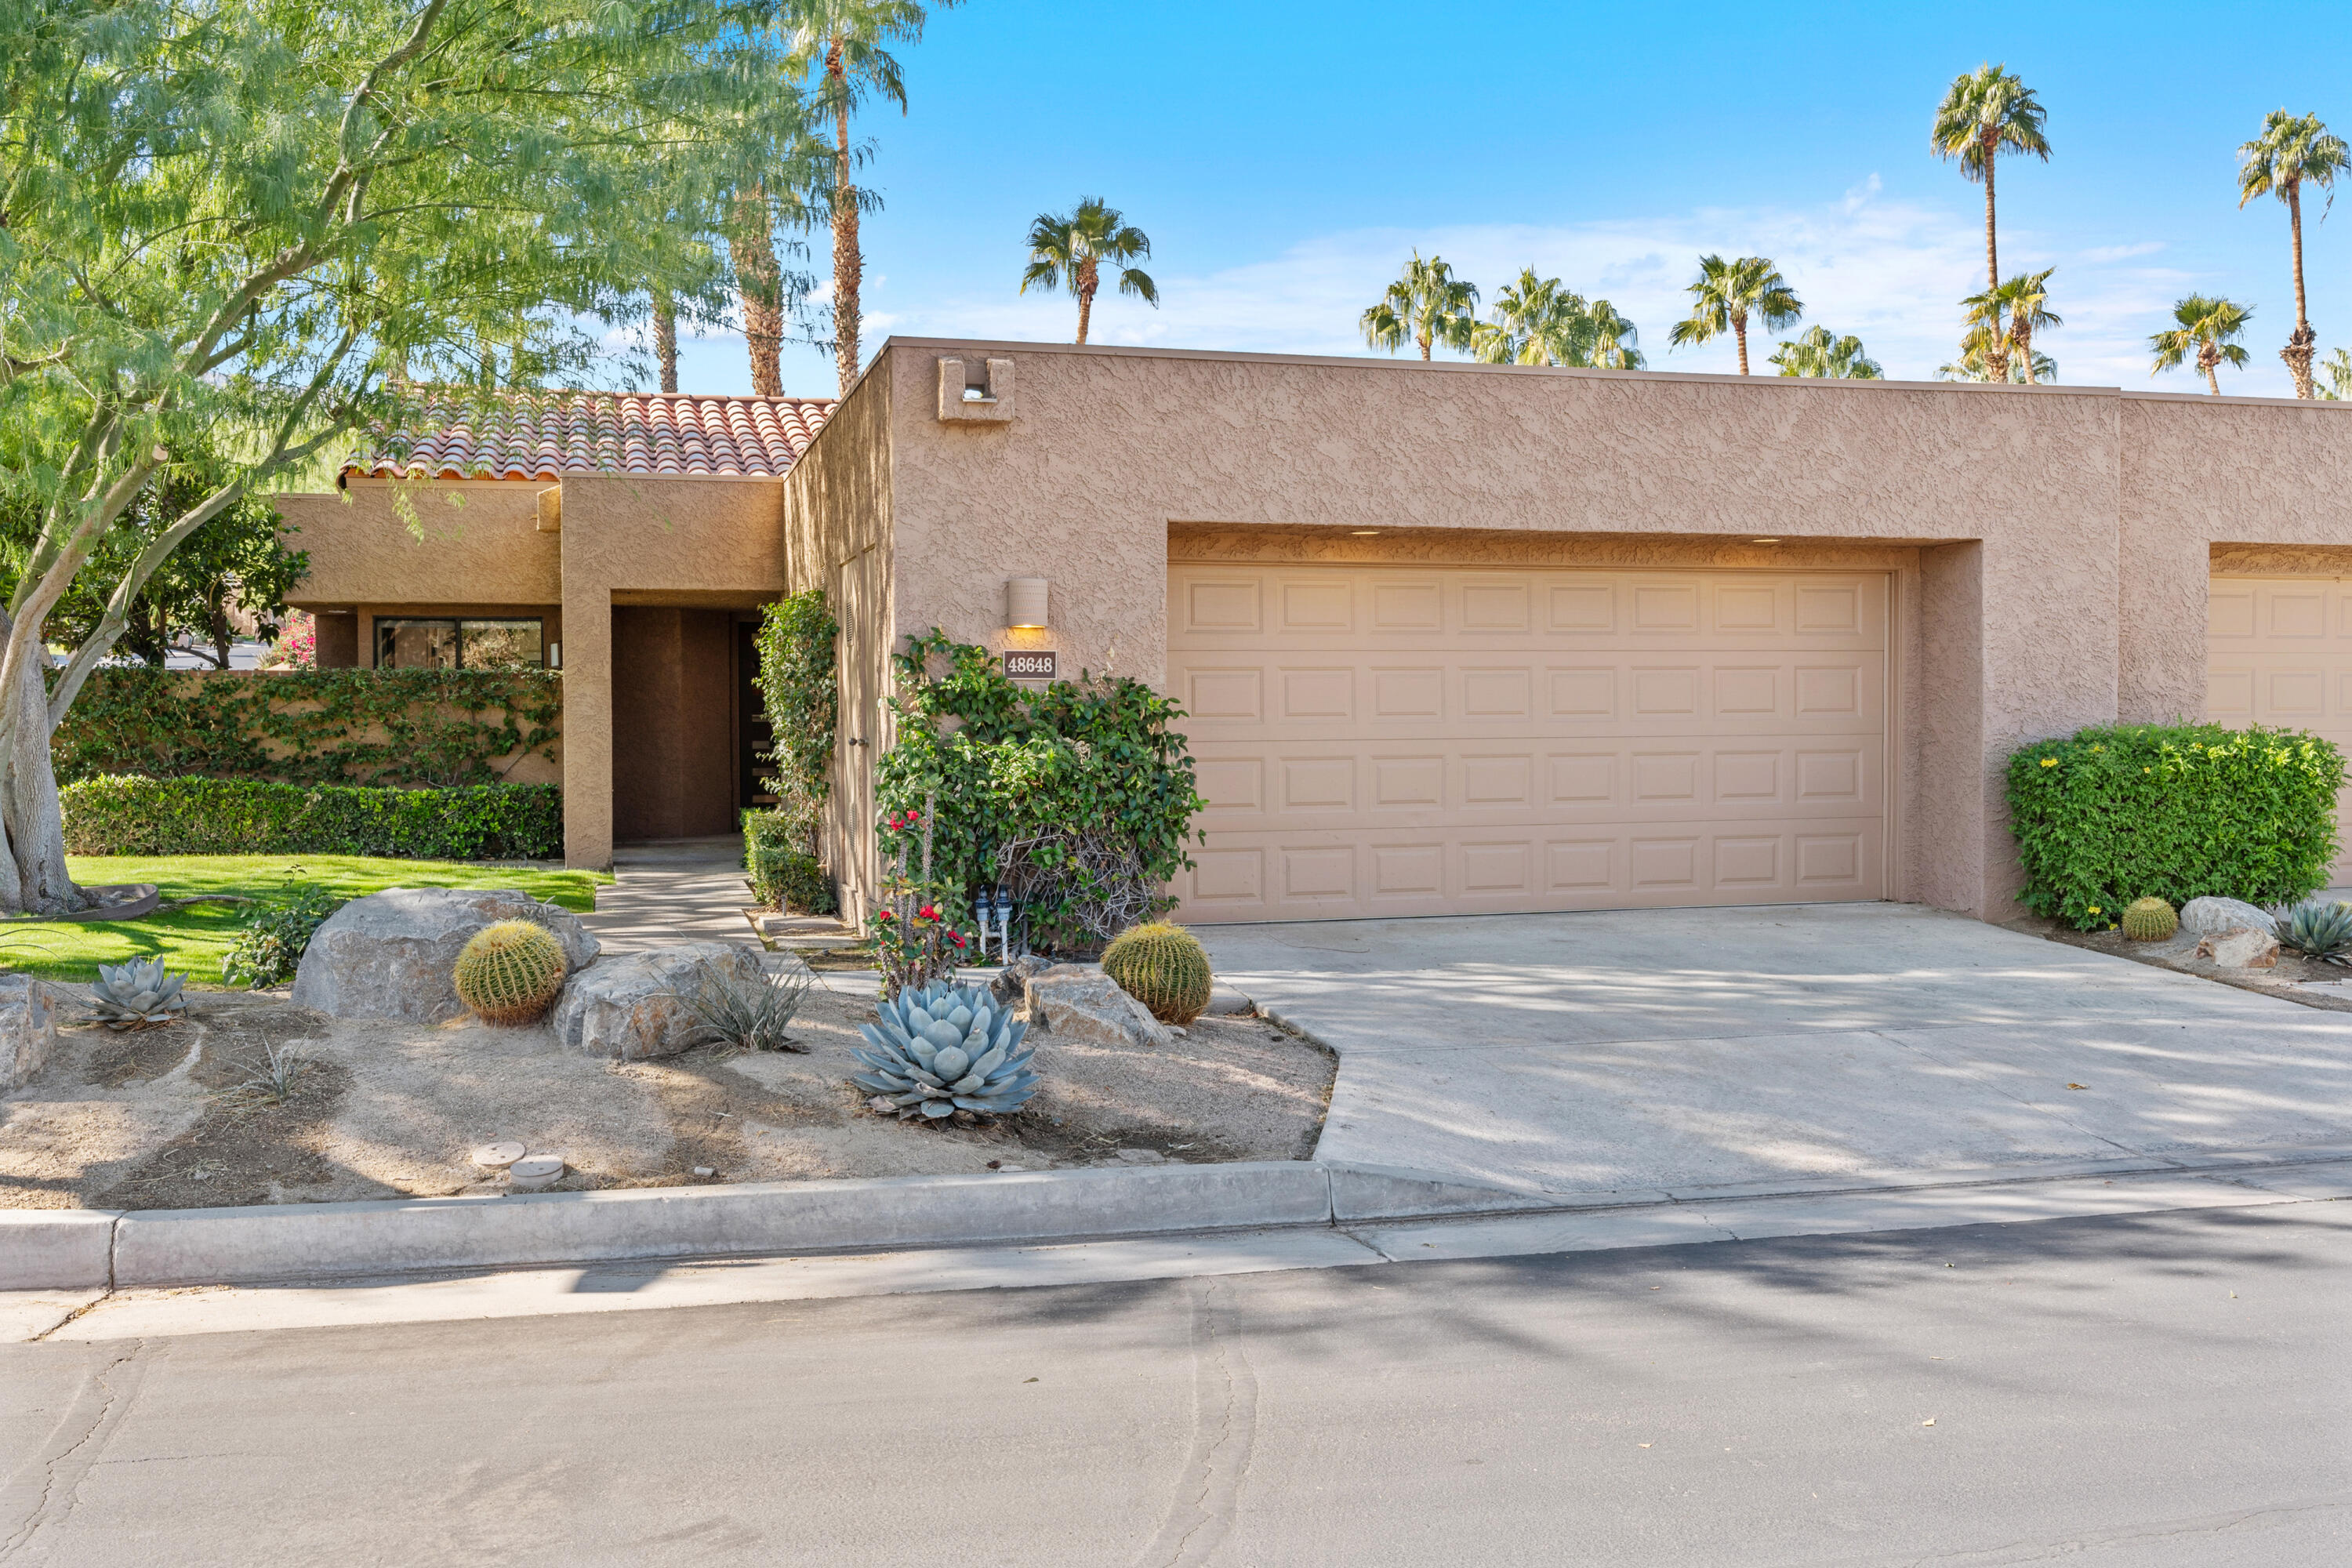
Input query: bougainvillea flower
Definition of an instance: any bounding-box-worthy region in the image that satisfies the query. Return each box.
[919,904,938,920]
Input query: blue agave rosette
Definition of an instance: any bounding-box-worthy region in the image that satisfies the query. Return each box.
[852,979,1040,1118]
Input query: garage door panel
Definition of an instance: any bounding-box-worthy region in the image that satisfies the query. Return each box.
[1171,564,1888,922]
[2208,575,2352,880]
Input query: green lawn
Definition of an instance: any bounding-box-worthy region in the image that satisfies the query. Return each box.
[2,855,612,988]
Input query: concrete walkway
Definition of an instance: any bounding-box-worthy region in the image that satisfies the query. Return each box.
[577,837,762,953]
[1198,902,2352,1200]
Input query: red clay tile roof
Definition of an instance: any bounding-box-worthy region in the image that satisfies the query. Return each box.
[342,391,834,481]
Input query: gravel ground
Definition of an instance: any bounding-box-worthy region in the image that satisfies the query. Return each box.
[0,978,1334,1210]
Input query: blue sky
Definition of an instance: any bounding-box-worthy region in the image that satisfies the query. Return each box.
[669,0,2352,397]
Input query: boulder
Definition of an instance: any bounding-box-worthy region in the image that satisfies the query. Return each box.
[991,953,1052,1007]
[291,887,599,1022]
[1024,963,1172,1049]
[2196,927,2280,969]
[550,943,767,1060]
[0,975,58,1094]
[2180,896,2278,938]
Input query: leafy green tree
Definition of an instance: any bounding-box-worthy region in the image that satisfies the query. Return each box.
[2151,295,2256,394]
[2238,111,2350,398]
[1584,300,1645,369]
[1360,253,1479,361]
[0,0,812,913]
[1937,325,2056,383]
[1668,255,1802,374]
[1021,198,1160,345]
[1958,267,2062,384]
[789,0,959,394]
[1931,65,2052,310]
[1768,327,1883,379]
[1472,270,1646,368]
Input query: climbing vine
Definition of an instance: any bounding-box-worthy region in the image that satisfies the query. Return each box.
[749,587,838,852]
[50,667,562,788]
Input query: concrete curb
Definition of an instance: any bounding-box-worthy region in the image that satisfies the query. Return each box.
[18,1143,2352,1292]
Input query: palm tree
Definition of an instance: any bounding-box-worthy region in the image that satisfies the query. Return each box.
[652,292,679,393]
[1361,252,1479,361]
[1959,267,2062,384]
[1474,270,1584,365]
[789,0,959,394]
[1938,325,2056,383]
[1768,326,1883,379]
[1584,300,1643,369]
[1667,255,1802,374]
[2238,111,2350,399]
[2319,347,2352,399]
[1931,65,2052,305]
[1020,198,1158,345]
[733,187,790,396]
[2151,295,2255,394]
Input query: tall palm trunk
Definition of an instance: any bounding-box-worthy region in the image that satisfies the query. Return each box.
[1075,258,1096,344]
[829,42,861,395]
[2285,180,2317,398]
[2200,341,2222,395]
[2013,318,2037,384]
[1980,129,2006,372]
[653,292,678,394]
[1733,314,1749,375]
[1417,333,1432,361]
[736,187,784,397]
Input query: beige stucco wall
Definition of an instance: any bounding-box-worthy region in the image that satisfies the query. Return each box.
[849,339,2143,921]
[779,354,895,924]
[278,480,559,610]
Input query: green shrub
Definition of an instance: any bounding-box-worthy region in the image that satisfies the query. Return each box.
[750,590,837,851]
[62,775,563,860]
[744,809,834,913]
[2007,724,2345,929]
[221,887,346,988]
[51,667,561,787]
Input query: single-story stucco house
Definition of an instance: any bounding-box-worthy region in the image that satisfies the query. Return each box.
[278,337,2352,929]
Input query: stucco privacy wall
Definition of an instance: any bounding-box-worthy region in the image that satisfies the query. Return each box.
[280,480,558,608]
[557,474,786,867]
[857,338,2132,920]
[2117,393,2352,726]
[779,354,895,925]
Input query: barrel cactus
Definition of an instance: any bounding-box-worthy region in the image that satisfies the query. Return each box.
[1102,921,1213,1025]
[89,957,187,1029]
[852,979,1038,1120]
[453,919,568,1025]
[2120,897,2178,942]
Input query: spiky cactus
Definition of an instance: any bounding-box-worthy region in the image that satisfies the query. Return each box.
[454,920,568,1025]
[852,979,1037,1120]
[2120,897,2178,942]
[89,957,187,1029]
[2278,900,2352,962]
[1102,921,1213,1025]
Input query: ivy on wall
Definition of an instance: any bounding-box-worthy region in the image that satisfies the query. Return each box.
[51,668,562,788]
[749,588,838,852]
[878,630,1207,951]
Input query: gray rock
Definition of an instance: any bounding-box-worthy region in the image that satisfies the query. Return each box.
[550,943,767,1060]
[992,953,1051,1007]
[290,887,598,1022]
[0,974,58,1094]
[1024,963,1172,1049]
[2196,927,2281,969]
[2180,896,2278,938]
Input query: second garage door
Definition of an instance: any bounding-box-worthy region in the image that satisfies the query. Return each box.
[1167,563,1889,923]
[2206,574,2352,881]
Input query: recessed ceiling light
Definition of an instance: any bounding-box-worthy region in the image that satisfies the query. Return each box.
[1751,537,1780,544]
[1350,529,1381,536]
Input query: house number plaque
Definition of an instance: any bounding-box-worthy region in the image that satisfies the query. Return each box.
[1004,651,1056,680]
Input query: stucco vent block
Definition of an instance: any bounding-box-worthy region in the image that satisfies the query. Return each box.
[938,357,1014,423]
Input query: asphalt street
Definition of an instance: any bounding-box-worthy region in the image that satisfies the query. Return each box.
[5,1203,2349,1566]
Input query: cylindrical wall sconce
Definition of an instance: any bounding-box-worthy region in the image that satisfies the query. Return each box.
[1007,577,1050,630]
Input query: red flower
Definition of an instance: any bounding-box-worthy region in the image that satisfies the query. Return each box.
[905,808,920,823]
[949,931,966,947]
[919,904,938,920]
[875,909,893,922]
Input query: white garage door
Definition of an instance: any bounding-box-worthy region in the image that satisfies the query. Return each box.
[1167,563,1889,924]
[2206,575,2352,880]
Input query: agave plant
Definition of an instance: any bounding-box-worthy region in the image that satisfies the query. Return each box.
[89,956,188,1028]
[2276,900,2352,963]
[852,980,1038,1120]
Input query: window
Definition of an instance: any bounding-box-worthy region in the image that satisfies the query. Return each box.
[374,618,545,670]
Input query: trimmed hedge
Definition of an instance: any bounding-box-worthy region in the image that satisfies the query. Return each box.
[62,775,563,860]
[744,809,834,913]
[2007,724,2345,929]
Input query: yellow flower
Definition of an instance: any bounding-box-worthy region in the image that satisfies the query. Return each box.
[2041,758,2057,768]
[2088,906,2101,915]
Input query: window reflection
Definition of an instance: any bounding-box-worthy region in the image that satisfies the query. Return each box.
[375,618,545,670]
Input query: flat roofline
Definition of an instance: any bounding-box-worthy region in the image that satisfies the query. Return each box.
[873,335,2350,409]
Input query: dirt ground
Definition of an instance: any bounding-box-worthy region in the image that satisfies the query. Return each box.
[2012,915,2352,1013]
[0,978,1334,1211]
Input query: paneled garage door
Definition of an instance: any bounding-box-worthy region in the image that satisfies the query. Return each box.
[2206,575,2352,880]
[1167,564,1889,923]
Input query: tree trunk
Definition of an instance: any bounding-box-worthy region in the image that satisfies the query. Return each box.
[0,610,80,915]
[2014,319,2037,384]
[211,596,234,670]
[830,46,860,396]
[2285,180,2317,398]
[1733,315,1749,375]
[1076,259,1096,345]
[1417,334,1431,361]
[2201,340,2222,395]
[653,293,678,394]
[736,187,784,397]
[1981,130,2000,292]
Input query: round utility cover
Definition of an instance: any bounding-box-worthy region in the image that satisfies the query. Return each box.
[510,1154,565,1180]
[471,1142,528,1170]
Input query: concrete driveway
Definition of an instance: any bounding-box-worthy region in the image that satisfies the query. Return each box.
[1197,903,2352,1200]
